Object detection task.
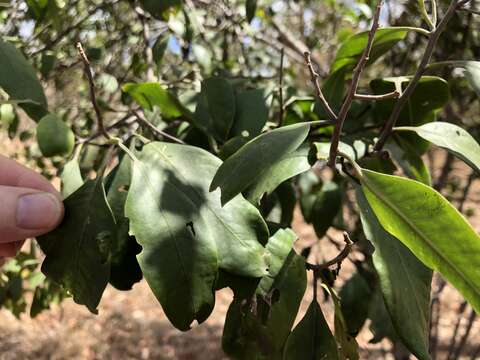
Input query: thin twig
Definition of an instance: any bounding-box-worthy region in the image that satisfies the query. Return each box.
[446,301,468,359]
[76,42,111,141]
[31,2,115,56]
[460,6,480,14]
[328,0,384,167]
[303,51,338,123]
[354,90,400,101]
[278,48,285,126]
[452,308,477,359]
[76,113,135,145]
[306,232,354,271]
[132,110,185,144]
[374,0,467,151]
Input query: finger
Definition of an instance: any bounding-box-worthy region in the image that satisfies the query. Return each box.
[0,241,23,257]
[0,155,61,199]
[0,185,64,243]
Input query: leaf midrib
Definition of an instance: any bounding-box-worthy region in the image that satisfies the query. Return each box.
[362,175,480,300]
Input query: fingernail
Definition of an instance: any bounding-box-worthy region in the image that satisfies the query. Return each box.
[16,193,62,230]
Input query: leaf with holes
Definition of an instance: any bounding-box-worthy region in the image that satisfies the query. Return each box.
[125,142,269,330]
[37,178,115,313]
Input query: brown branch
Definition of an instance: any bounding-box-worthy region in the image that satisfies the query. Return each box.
[328,0,384,167]
[77,113,135,145]
[354,90,400,101]
[374,0,467,151]
[303,51,338,123]
[77,42,111,141]
[132,110,186,144]
[305,232,354,271]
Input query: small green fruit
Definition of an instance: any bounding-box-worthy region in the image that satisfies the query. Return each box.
[36,114,75,157]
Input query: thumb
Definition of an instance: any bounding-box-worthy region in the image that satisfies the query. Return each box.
[0,185,64,244]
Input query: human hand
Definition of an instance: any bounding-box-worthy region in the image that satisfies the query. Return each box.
[0,155,64,259]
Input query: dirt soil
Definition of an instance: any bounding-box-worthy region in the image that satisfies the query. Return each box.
[0,133,479,360]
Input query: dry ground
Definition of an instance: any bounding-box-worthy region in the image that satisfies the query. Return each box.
[0,132,479,360]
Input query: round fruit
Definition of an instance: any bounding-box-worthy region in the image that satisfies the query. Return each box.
[36,114,75,157]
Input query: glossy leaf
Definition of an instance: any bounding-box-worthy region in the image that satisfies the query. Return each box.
[0,39,48,121]
[37,178,115,313]
[60,158,83,198]
[395,122,480,174]
[360,168,480,314]
[356,187,432,360]
[211,123,310,205]
[125,142,269,330]
[331,27,412,74]
[371,76,450,154]
[122,82,184,118]
[283,299,339,360]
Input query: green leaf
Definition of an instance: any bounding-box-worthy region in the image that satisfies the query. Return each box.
[387,140,431,186]
[360,168,480,314]
[356,187,432,360]
[246,0,257,22]
[60,158,83,198]
[328,286,360,360]
[257,228,297,297]
[462,61,480,96]
[106,154,142,291]
[0,39,48,121]
[211,123,310,205]
[37,178,115,313]
[230,89,268,138]
[222,250,307,359]
[431,61,480,96]
[283,299,339,360]
[139,0,181,20]
[122,82,184,118]
[194,77,236,141]
[395,122,480,174]
[125,142,269,330]
[339,273,373,336]
[371,76,450,154]
[331,27,412,74]
[152,33,170,66]
[368,288,398,343]
[310,181,343,239]
[246,143,311,204]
